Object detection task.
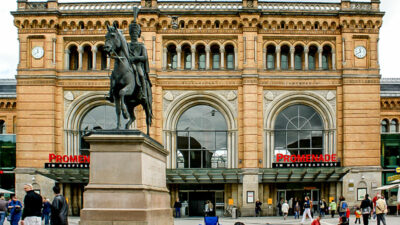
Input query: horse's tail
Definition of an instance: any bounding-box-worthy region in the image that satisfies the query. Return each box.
[147,81,153,126]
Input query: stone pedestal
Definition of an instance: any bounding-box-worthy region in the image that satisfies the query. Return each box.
[80,130,173,225]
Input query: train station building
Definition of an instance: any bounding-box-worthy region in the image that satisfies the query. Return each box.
[1,0,399,217]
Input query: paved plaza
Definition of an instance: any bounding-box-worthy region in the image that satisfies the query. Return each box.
[62,215,400,225]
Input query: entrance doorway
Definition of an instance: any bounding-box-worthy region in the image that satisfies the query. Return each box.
[277,189,320,215]
[179,191,224,216]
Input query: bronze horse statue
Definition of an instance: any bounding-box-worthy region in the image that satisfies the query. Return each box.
[103,21,153,135]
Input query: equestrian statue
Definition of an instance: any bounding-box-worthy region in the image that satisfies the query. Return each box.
[104,7,153,135]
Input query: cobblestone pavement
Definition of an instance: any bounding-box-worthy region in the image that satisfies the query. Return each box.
[65,215,400,225]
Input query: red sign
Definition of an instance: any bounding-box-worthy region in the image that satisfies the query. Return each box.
[49,154,90,163]
[276,154,337,163]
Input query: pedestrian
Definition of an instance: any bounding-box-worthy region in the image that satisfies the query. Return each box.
[294,202,300,219]
[204,201,209,216]
[319,199,327,217]
[311,215,322,225]
[375,194,387,225]
[42,198,51,225]
[277,198,283,216]
[0,195,7,225]
[355,206,361,224]
[208,201,214,216]
[282,200,289,220]
[288,198,293,215]
[173,198,182,218]
[301,196,313,223]
[7,195,22,225]
[21,184,42,225]
[361,194,373,225]
[338,196,348,217]
[329,199,337,218]
[51,186,68,225]
[372,194,378,220]
[255,199,262,217]
[338,215,349,225]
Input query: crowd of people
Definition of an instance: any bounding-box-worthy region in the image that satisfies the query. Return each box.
[0,184,68,225]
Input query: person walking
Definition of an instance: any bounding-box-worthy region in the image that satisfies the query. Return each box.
[255,199,262,217]
[301,196,313,224]
[361,194,372,225]
[21,184,43,225]
[355,206,361,224]
[208,201,214,216]
[173,198,182,218]
[0,195,7,225]
[294,202,300,219]
[282,200,289,220]
[42,198,51,225]
[288,198,293,215]
[319,199,327,217]
[329,199,337,218]
[51,186,68,225]
[7,195,22,225]
[338,196,348,217]
[375,194,387,225]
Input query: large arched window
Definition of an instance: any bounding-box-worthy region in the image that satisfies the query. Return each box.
[274,104,324,161]
[176,105,228,168]
[79,105,128,154]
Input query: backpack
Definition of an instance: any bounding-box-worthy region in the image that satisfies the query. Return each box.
[342,201,348,209]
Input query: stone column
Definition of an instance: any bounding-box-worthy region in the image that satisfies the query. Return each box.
[92,46,97,70]
[263,48,266,70]
[78,46,83,70]
[290,46,295,70]
[234,48,238,70]
[332,51,336,70]
[162,47,167,70]
[106,57,111,70]
[318,46,323,70]
[220,47,225,69]
[206,45,210,70]
[64,49,70,70]
[191,46,196,70]
[304,46,309,70]
[177,45,182,70]
[276,45,281,70]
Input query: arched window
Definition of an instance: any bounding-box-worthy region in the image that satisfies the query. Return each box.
[294,45,304,70]
[381,119,388,133]
[167,44,177,69]
[281,45,290,70]
[176,105,228,168]
[225,44,235,70]
[79,105,128,154]
[82,45,92,70]
[274,104,324,161]
[322,45,332,70]
[0,120,5,134]
[182,44,192,70]
[266,45,276,70]
[197,44,206,70]
[390,119,399,133]
[308,45,318,70]
[97,45,108,70]
[211,44,220,70]
[69,45,79,70]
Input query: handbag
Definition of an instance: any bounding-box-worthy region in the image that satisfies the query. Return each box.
[362,206,371,214]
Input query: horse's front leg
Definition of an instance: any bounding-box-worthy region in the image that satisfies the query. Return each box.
[115,95,121,129]
[119,85,134,119]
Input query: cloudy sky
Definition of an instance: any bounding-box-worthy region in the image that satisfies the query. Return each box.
[0,0,399,79]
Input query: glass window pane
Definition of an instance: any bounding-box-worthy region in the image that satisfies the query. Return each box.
[281,53,288,70]
[171,53,177,69]
[177,105,227,131]
[299,131,311,148]
[227,53,234,69]
[295,53,302,70]
[274,131,285,148]
[322,54,329,70]
[312,131,323,148]
[309,54,315,70]
[213,53,220,69]
[267,54,275,69]
[390,120,398,133]
[185,52,191,69]
[190,132,215,150]
[211,149,227,168]
[198,53,205,69]
[177,150,188,168]
[286,131,298,149]
[177,132,189,149]
[216,132,227,150]
[381,120,388,133]
[190,150,202,168]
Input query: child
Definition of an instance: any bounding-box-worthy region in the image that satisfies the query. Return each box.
[355,207,361,224]
[346,207,350,219]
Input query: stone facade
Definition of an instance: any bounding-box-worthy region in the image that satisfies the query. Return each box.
[3,0,391,216]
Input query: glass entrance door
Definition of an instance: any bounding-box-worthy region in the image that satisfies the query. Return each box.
[311,189,320,213]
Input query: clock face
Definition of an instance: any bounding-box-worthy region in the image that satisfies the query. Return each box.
[32,46,44,59]
[354,46,367,59]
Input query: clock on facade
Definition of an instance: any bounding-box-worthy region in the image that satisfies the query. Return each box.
[32,46,44,59]
[354,46,367,59]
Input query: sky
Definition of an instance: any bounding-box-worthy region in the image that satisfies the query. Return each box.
[0,0,399,79]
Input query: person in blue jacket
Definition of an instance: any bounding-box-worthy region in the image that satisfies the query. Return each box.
[42,198,51,225]
[7,195,22,225]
